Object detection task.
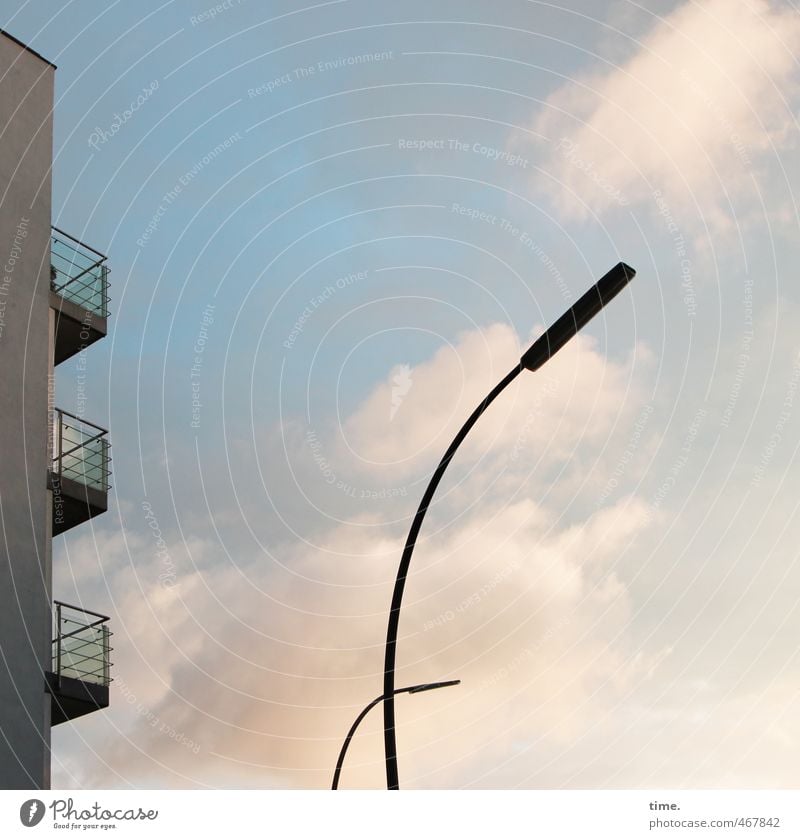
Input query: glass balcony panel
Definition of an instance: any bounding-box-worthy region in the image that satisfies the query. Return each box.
[52,409,111,492]
[52,603,112,688]
[50,227,109,318]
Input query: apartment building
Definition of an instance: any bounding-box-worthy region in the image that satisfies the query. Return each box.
[0,29,112,789]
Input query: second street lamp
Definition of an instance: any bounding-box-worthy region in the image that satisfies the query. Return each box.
[332,680,460,790]
[381,262,637,790]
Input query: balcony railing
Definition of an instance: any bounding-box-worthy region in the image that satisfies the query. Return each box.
[53,408,111,493]
[52,601,113,687]
[51,226,109,318]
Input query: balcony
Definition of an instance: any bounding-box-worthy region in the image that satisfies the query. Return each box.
[50,227,109,364]
[50,409,111,536]
[46,601,112,725]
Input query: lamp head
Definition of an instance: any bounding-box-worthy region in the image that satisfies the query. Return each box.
[408,680,461,694]
[520,262,636,372]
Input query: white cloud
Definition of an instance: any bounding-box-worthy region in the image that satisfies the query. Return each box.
[338,322,644,480]
[530,0,800,231]
[58,492,655,789]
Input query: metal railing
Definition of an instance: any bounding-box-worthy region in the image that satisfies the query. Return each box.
[52,601,113,687]
[53,408,112,492]
[50,226,110,318]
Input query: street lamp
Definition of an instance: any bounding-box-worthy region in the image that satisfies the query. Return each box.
[332,680,460,790]
[382,262,636,789]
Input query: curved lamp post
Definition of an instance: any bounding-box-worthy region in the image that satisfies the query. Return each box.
[332,679,460,790]
[382,262,636,789]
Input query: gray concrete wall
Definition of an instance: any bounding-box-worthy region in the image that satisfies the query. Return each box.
[0,31,54,789]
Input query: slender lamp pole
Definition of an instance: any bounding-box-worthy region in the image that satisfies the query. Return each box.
[382,262,636,789]
[332,680,460,790]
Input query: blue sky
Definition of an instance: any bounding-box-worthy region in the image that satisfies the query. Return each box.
[5,0,800,788]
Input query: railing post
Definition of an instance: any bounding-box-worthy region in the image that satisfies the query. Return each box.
[56,409,63,478]
[103,626,110,685]
[102,265,109,317]
[55,602,62,687]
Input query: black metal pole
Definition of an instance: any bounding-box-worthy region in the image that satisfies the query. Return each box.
[382,365,522,789]
[381,263,636,790]
[333,681,459,790]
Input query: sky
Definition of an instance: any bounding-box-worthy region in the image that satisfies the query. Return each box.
[4,0,800,788]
